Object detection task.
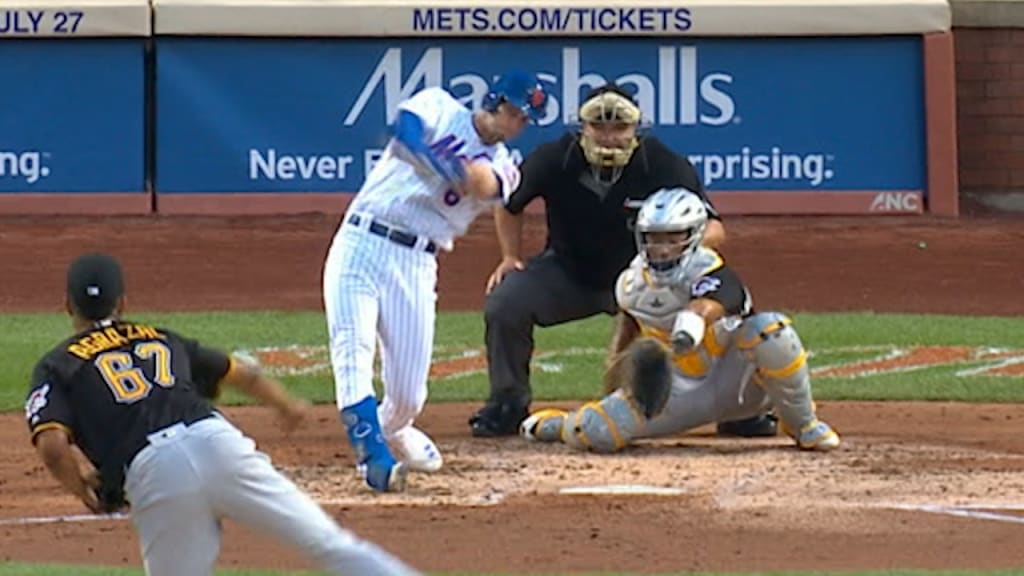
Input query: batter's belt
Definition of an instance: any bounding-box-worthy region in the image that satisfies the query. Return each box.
[346,213,438,254]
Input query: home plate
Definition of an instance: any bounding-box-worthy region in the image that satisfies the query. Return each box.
[559,484,689,496]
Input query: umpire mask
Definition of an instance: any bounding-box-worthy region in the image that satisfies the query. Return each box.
[578,88,642,185]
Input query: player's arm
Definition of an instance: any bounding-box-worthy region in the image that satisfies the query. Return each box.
[393,90,467,186]
[485,206,526,294]
[486,146,549,293]
[460,161,506,201]
[220,355,308,432]
[602,311,642,395]
[671,265,750,354]
[34,429,102,513]
[607,267,643,368]
[607,311,641,367]
[186,342,307,432]
[703,219,726,249]
[25,364,102,512]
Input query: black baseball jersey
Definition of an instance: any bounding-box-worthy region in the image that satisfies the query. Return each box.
[687,264,751,317]
[25,320,233,476]
[505,132,718,290]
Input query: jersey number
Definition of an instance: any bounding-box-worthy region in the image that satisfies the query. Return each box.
[95,341,176,404]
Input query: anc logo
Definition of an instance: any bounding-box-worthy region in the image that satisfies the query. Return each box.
[238,345,1024,380]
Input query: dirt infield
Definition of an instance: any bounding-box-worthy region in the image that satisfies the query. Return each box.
[1,211,1024,574]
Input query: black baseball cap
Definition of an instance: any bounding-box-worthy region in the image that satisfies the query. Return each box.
[67,253,124,320]
[583,82,638,105]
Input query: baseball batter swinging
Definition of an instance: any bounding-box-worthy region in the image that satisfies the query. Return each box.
[323,70,548,492]
[520,188,841,453]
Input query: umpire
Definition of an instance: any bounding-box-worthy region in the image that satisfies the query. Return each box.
[469,83,774,439]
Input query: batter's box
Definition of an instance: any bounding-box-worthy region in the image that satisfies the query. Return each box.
[283,437,1024,512]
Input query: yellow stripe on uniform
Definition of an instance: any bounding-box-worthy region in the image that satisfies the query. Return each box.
[736,317,794,350]
[758,350,808,379]
[697,249,725,276]
[674,351,708,378]
[588,402,626,451]
[30,422,74,444]
[571,409,592,450]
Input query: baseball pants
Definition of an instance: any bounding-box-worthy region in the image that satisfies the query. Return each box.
[484,249,617,408]
[124,415,420,576]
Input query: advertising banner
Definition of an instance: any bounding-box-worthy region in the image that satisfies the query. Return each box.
[0,40,145,195]
[155,37,925,202]
[152,0,951,37]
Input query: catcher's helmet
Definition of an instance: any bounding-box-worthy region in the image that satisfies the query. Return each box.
[482,70,548,122]
[634,187,709,286]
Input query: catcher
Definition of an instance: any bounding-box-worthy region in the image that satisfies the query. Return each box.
[520,187,841,453]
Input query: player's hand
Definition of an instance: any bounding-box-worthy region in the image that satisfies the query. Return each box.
[78,468,103,513]
[486,257,525,294]
[670,332,696,355]
[277,399,310,434]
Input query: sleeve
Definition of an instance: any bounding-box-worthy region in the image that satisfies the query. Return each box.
[490,146,523,204]
[396,87,452,142]
[180,337,233,400]
[690,265,751,316]
[504,143,552,214]
[25,360,75,444]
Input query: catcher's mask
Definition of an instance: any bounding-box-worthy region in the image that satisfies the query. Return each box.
[634,188,708,286]
[577,85,642,185]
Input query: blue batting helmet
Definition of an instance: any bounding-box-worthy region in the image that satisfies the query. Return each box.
[482,70,548,122]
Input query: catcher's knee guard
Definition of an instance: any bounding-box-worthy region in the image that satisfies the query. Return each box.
[737,312,838,450]
[561,390,643,453]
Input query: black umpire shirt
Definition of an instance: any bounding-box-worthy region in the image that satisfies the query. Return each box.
[505,132,720,291]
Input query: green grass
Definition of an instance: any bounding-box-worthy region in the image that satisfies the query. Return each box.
[3,310,1024,411]
[0,564,1022,576]
[3,310,1024,575]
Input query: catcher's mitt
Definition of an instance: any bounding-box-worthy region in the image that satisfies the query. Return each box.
[603,337,673,419]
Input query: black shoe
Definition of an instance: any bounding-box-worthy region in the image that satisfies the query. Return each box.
[716,414,778,438]
[469,402,529,437]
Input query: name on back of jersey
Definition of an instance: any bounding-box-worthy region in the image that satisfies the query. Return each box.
[67,324,165,360]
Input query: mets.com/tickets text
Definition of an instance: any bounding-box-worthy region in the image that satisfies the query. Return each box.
[412,7,693,33]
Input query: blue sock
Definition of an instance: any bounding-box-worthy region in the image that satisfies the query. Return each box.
[340,396,394,465]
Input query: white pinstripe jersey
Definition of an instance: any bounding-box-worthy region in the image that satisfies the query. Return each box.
[348,87,521,251]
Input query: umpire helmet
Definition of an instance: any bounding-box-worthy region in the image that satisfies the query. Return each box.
[482,70,548,122]
[634,188,708,286]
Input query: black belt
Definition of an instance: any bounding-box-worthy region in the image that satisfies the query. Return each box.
[100,411,217,511]
[347,214,437,254]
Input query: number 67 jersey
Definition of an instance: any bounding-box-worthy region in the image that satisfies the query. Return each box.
[24,319,229,473]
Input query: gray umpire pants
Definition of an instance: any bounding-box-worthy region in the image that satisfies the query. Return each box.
[483,249,617,408]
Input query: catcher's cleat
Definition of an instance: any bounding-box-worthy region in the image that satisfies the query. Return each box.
[716,414,778,438]
[519,408,568,442]
[787,419,841,452]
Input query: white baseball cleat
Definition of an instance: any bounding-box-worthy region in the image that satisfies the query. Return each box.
[388,426,443,473]
[792,419,841,452]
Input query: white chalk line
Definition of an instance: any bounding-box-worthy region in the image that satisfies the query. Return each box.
[0,512,129,526]
[6,500,1024,527]
[880,503,1024,525]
